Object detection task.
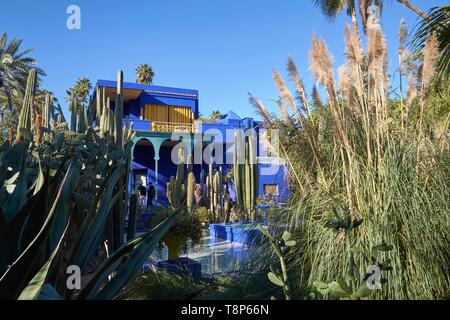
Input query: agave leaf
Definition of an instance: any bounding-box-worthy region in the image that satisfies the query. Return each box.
[107,150,126,161]
[18,221,69,300]
[0,208,7,275]
[4,156,27,223]
[17,173,50,254]
[33,160,45,196]
[52,132,64,151]
[0,165,72,299]
[68,163,124,271]
[79,211,178,300]
[6,176,50,270]
[72,192,91,210]
[4,141,27,171]
[108,188,124,211]
[48,165,79,252]
[4,172,20,191]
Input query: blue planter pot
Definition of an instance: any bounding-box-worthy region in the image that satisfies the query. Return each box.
[157,257,201,278]
[209,223,263,245]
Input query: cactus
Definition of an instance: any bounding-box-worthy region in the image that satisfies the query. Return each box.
[69,95,77,132]
[233,124,259,220]
[223,185,232,222]
[187,172,195,212]
[187,153,193,174]
[87,94,94,125]
[16,69,37,143]
[34,114,42,146]
[43,93,52,141]
[77,103,87,134]
[108,99,114,137]
[203,164,230,222]
[233,129,243,210]
[95,85,102,126]
[114,70,124,147]
[99,96,108,137]
[111,70,126,250]
[166,149,192,212]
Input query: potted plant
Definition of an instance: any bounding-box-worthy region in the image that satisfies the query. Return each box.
[148,206,208,260]
[147,150,209,277]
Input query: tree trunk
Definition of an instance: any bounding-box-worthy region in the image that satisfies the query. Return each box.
[396,0,429,21]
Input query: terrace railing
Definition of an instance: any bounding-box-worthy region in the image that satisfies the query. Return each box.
[151,121,196,133]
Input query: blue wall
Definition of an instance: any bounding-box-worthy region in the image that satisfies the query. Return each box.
[94,80,199,121]
[93,81,290,205]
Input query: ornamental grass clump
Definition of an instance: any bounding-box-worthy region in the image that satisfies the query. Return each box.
[251,17,449,299]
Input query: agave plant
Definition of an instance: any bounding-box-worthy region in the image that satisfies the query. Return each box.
[0,69,177,300]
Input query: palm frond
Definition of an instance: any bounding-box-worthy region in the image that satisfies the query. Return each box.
[412,5,450,80]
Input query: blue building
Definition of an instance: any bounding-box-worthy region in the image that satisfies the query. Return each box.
[92,80,290,206]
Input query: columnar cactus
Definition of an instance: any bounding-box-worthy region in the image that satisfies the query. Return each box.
[96,85,102,126]
[69,95,77,132]
[77,103,88,134]
[43,93,52,142]
[187,172,195,212]
[166,148,195,212]
[114,70,124,147]
[16,69,37,143]
[233,124,259,220]
[204,164,230,222]
[43,94,51,129]
[233,129,244,210]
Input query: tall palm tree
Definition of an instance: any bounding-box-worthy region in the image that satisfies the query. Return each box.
[313,0,429,33]
[67,77,92,106]
[135,64,155,85]
[209,110,223,119]
[0,32,45,110]
[313,0,359,30]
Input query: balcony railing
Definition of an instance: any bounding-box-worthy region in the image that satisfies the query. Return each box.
[151,121,196,133]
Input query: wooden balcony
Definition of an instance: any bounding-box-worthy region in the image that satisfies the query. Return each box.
[150,121,196,133]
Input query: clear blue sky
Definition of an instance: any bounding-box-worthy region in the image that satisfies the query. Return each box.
[1,0,446,119]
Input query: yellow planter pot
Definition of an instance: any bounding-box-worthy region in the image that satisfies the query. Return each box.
[164,234,187,260]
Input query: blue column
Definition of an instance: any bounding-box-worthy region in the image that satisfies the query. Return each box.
[129,140,136,194]
[148,137,167,204]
